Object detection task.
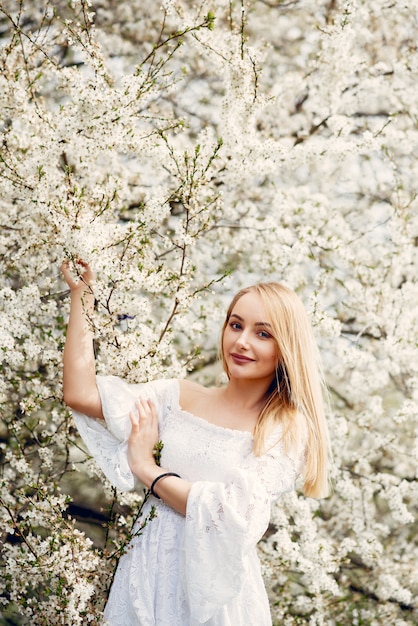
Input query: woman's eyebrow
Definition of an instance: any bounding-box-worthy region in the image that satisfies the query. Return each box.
[230,313,271,327]
[230,313,244,321]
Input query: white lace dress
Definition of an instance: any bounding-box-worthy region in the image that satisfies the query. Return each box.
[72,376,304,626]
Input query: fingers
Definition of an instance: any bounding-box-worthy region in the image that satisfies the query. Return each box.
[61,260,71,278]
[61,261,79,290]
[61,259,95,290]
[128,399,159,475]
[129,408,139,429]
[130,398,158,429]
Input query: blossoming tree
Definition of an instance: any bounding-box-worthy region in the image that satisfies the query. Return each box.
[0,0,417,623]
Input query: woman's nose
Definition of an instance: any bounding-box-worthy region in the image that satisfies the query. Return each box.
[236,331,250,348]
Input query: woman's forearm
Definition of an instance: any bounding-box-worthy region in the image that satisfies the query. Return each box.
[62,280,103,418]
[137,463,191,517]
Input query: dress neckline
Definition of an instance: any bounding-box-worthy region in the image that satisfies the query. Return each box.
[173,379,254,438]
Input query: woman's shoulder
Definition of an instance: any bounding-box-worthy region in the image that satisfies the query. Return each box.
[178,379,216,411]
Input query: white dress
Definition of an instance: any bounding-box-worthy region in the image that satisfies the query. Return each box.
[72,376,304,626]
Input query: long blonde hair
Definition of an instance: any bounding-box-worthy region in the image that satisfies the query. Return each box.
[221,282,331,498]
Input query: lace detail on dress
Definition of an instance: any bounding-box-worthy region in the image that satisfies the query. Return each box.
[181,431,300,622]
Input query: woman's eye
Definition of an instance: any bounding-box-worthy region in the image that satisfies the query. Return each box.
[230,322,241,330]
[258,330,271,339]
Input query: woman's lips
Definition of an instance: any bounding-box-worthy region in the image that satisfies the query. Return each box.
[231,353,255,363]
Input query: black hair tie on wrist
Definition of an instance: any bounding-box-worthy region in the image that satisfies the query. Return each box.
[150,472,181,499]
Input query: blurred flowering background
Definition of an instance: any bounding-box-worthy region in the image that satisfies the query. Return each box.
[0,0,417,623]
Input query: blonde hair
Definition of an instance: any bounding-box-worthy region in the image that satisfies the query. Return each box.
[221,282,331,498]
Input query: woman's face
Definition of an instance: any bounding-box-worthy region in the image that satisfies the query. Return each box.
[222,291,279,385]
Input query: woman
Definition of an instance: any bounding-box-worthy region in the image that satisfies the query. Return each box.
[61,260,330,626]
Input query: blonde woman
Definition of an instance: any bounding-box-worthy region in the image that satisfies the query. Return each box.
[61,261,330,626]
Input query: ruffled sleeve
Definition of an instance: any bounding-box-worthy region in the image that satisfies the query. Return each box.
[181,431,305,622]
[71,376,139,491]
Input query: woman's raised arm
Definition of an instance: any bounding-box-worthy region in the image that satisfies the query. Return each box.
[61,261,103,419]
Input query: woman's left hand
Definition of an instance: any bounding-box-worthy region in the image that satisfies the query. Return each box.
[128,398,159,481]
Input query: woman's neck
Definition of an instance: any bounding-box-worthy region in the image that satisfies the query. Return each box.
[221,378,272,413]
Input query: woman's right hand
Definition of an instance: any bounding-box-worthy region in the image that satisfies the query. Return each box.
[61,260,95,292]
[128,398,160,481]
